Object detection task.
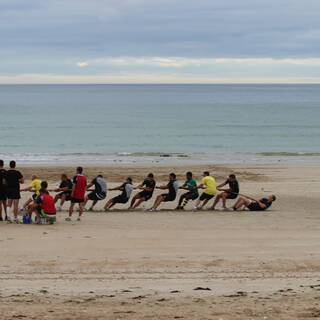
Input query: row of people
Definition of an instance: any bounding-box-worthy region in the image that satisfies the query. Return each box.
[0,161,276,223]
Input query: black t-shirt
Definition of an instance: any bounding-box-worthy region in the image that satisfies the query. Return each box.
[143,178,155,194]
[59,179,73,194]
[0,169,7,192]
[226,179,239,194]
[6,169,23,190]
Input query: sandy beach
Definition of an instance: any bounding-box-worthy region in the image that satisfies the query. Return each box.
[1,163,320,319]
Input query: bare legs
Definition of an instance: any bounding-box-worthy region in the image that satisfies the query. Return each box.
[7,199,19,220]
[0,200,7,221]
[232,196,251,211]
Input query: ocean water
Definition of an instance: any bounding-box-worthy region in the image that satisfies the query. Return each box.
[0,84,319,165]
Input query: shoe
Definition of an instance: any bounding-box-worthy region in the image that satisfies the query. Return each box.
[88,207,93,212]
[65,217,71,221]
[58,206,62,212]
[77,217,81,221]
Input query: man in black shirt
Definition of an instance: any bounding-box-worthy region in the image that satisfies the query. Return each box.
[53,174,73,211]
[233,194,276,211]
[6,161,24,222]
[0,160,8,221]
[129,173,156,209]
[211,174,240,210]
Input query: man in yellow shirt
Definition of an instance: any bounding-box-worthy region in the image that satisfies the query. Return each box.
[194,171,217,210]
[21,175,42,210]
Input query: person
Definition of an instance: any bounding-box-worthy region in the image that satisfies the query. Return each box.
[20,175,42,210]
[6,161,24,222]
[211,174,240,210]
[129,173,156,209]
[0,160,8,221]
[104,177,134,210]
[84,174,107,211]
[66,167,87,221]
[194,171,217,210]
[149,173,179,211]
[53,174,73,211]
[175,172,199,210]
[233,194,276,211]
[34,183,57,224]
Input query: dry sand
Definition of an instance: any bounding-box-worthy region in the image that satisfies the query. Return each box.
[1,163,320,319]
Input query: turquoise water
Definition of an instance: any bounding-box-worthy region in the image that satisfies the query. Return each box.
[0,84,319,164]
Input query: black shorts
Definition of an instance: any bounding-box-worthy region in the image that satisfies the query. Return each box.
[226,192,238,199]
[138,191,153,201]
[181,192,199,200]
[57,192,71,201]
[88,192,106,201]
[0,193,7,201]
[162,193,176,202]
[112,195,129,204]
[71,197,85,204]
[247,202,264,211]
[6,188,21,200]
[199,193,214,201]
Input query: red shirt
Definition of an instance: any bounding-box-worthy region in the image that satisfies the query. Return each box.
[72,174,87,200]
[41,193,56,214]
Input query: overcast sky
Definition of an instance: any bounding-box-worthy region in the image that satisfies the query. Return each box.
[1,0,320,83]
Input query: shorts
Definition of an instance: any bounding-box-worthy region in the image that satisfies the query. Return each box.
[40,210,56,223]
[138,191,153,201]
[162,193,176,202]
[6,188,21,200]
[71,197,85,204]
[57,192,71,201]
[112,195,129,204]
[226,192,238,199]
[247,202,264,211]
[88,192,106,201]
[199,193,214,201]
[0,190,7,201]
[181,192,199,200]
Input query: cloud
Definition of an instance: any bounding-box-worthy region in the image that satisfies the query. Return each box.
[77,57,320,68]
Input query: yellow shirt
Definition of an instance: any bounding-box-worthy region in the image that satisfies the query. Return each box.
[202,176,217,195]
[31,179,42,196]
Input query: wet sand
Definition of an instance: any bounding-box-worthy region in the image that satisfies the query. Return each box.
[1,163,320,319]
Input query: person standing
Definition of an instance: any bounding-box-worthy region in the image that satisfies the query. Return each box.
[6,161,24,222]
[66,167,87,221]
[0,160,8,221]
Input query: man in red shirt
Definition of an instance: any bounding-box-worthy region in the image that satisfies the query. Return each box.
[66,167,87,221]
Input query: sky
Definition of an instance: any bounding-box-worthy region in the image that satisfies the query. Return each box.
[1,0,320,84]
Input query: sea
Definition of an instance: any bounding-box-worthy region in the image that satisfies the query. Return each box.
[0,84,319,165]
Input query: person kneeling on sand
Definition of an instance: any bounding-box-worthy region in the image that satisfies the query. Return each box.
[148,173,179,212]
[104,177,133,211]
[129,173,156,210]
[33,183,57,224]
[233,194,276,212]
[84,174,107,211]
[211,174,240,210]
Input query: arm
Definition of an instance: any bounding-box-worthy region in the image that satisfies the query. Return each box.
[108,184,123,191]
[20,186,33,192]
[217,181,228,189]
[197,183,205,189]
[156,185,168,190]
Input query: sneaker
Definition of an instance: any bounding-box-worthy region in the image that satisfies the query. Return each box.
[77,217,81,221]
[65,217,71,221]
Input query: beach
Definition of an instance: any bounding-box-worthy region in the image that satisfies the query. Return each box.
[1,163,320,319]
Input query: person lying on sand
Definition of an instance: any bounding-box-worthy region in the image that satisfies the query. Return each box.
[194,171,217,210]
[53,174,73,211]
[175,172,198,210]
[104,177,134,211]
[129,173,156,209]
[211,174,239,210]
[84,175,107,211]
[148,173,179,212]
[233,194,276,211]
